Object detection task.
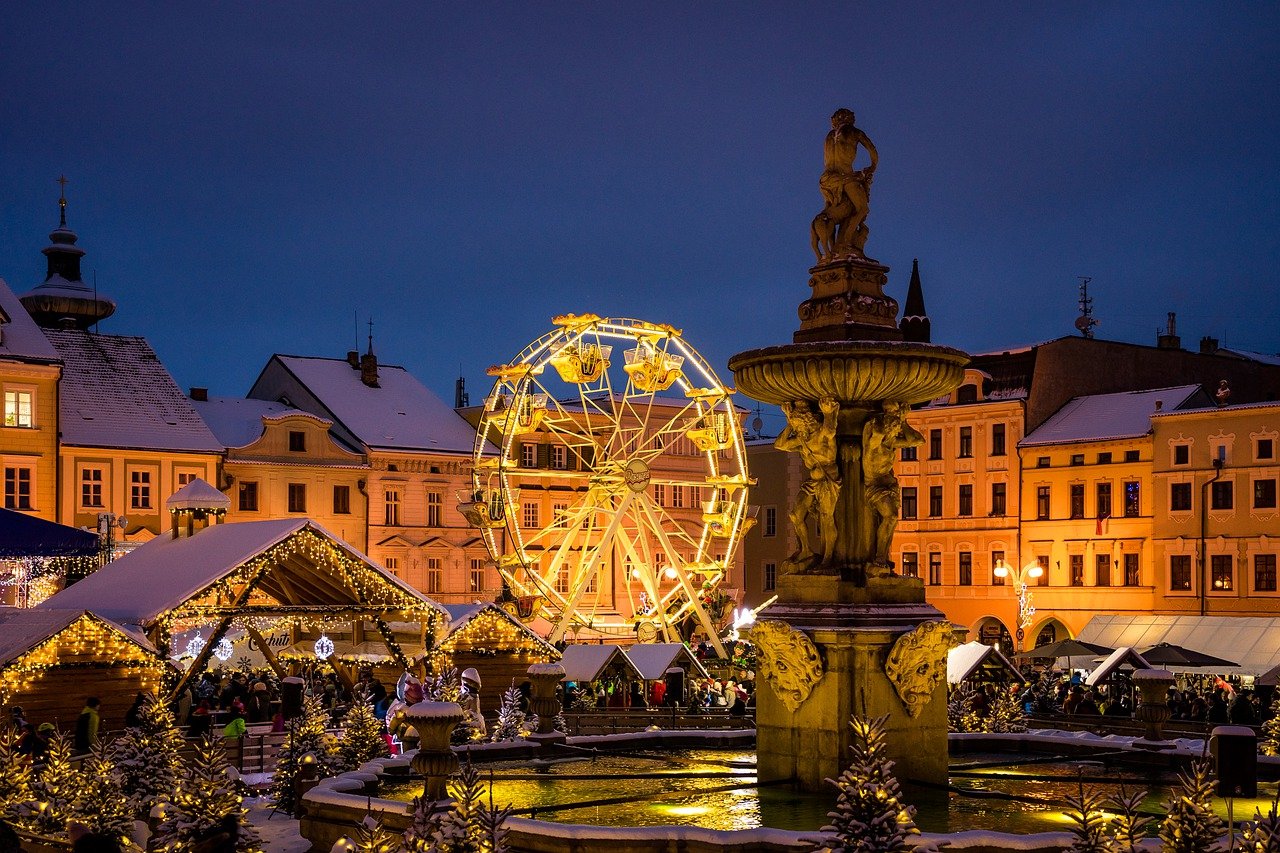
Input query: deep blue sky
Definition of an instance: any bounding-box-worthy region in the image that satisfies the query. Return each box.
[2,4,1277,433]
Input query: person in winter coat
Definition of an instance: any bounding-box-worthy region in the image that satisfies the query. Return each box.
[74,698,100,752]
[222,709,247,739]
[123,692,147,728]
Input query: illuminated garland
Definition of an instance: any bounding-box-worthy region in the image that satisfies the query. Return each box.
[0,615,164,701]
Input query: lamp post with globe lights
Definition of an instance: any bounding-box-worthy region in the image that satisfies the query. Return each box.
[992,559,1044,658]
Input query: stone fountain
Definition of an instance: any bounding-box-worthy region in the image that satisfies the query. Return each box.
[729,108,968,789]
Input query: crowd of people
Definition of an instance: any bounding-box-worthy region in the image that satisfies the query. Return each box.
[1008,672,1275,725]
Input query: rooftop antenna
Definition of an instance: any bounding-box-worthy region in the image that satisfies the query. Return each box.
[57,175,68,227]
[354,310,358,353]
[366,317,374,354]
[1074,276,1098,339]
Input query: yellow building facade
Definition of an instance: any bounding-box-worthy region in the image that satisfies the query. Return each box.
[0,279,62,521]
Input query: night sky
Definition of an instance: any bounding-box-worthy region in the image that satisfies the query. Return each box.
[2,4,1277,433]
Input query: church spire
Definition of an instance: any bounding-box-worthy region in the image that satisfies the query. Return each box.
[899,258,931,343]
[19,177,117,330]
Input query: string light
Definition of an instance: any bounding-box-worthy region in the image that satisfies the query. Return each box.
[0,614,165,702]
[314,633,334,660]
[185,632,206,659]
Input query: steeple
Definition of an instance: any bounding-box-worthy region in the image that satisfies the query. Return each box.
[360,318,380,387]
[898,258,931,343]
[19,177,117,330]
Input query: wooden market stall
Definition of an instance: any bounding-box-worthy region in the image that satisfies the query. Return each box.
[947,641,1025,686]
[0,608,171,732]
[435,603,559,694]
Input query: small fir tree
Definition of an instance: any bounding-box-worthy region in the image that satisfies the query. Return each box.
[946,684,977,733]
[427,667,462,703]
[108,694,185,816]
[1107,786,1153,853]
[1159,760,1226,853]
[1064,780,1113,853]
[1262,693,1280,757]
[340,692,390,771]
[30,730,78,834]
[986,684,1028,734]
[1239,799,1280,853]
[271,695,341,817]
[343,814,401,853]
[811,715,922,853]
[0,729,32,823]
[489,684,528,743]
[152,735,263,853]
[403,761,509,853]
[69,737,133,842]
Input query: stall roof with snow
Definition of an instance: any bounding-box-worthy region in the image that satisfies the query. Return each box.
[439,603,560,658]
[623,643,709,681]
[557,644,641,684]
[947,641,1024,685]
[1085,647,1152,686]
[1077,614,1280,676]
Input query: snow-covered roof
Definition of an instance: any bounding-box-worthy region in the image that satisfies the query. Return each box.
[557,644,640,683]
[1215,347,1280,366]
[623,642,709,681]
[1020,385,1205,447]
[165,477,231,510]
[439,603,559,657]
[0,608,157,668]
[946,641,1022,685]
[1077,615,1280,676]
[267,355,478,453]
[44,330,223,453]
[39,518,446,627]
[0,277,60,362]
[192,396,334,450]
[1084,647,1151,686]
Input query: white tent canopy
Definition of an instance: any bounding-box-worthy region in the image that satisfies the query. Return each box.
[558,644,640,683]
[624,643,709,681]
[1077,615,1280,676]
[947,641,1022,685]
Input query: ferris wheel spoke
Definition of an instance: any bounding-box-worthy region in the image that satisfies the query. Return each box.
[635,498,726,657]
[548,488,635,643]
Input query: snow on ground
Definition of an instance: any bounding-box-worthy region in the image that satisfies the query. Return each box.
[246,798,310,853]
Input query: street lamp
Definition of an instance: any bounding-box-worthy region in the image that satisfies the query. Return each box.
[97,513,128,567]
[992,559,1044,657]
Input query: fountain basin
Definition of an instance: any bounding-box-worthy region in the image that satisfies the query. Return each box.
[728,340,968,406]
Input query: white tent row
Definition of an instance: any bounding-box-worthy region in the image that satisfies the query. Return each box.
[1077,615,1280,676]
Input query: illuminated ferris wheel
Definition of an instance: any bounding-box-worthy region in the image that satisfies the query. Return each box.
[461,314,751,655]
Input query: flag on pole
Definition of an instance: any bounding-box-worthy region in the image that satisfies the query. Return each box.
[1096,512,1109,536]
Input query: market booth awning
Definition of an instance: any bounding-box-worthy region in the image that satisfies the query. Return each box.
[0,508,98,559]
[948,641,1024,685]
[39,518,448,695]
[1077,614,1280,676]
[623,642,709,682]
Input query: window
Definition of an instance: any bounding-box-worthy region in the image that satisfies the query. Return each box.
[3,466,32,510]
[990,550,1005,585]
[333,485,351,514]
[927,552,941,586]
[958,484,973,517]
[287,483,307,513]
[1069,484,1085,519]
[427,491,443,526]
[1096,482,1112,519]
[1070,454,1084,466]
[1095,554,1111,587]
[928,486,943,517]
[956,384,977,404]
[470,558,486,592]
[958,552,972,586]
[522,501,539,529]
[1170,482,1192,512]
[900,445,917,462]
[1255,554,1277,592]
[1037,456,1050,468]
[1036,486,1050,520]
[671,486,685,508]
[1210,481,1233,510]
[927,430,943,460]
[764,506,777,537]
[1097,452,1112,465]
[1173,444,1190,465]
[1258,439,1275,461]
[990,483,1006,516]
[1253,479,1277,510]
[288,430,306,452]
[3,390,33,428]
[763,562,777,591]
[384,557,398,575]
[384,490,401,525]
[1069,554,1084,587]
[1123,553,1140,587]
[1035,555,1049,585]
[1170,555,1192,591]
[991,424,1006,456]
[550,445,568,470]
[1210,554,1233,592]
[238,481,259,511]
[130,470,152,510]
[555,563,570,595]
[427,558,443,594]
[958,427,973,458]
[1124,450,1140,463]
[81,468,103,508]
[176,471,198,489]
[901,488,917,519]
[520,443,536,467]
[901,552,918,579]
[1123,481,1140,517]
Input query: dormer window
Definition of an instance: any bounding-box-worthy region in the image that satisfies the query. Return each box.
[288,431,306,452]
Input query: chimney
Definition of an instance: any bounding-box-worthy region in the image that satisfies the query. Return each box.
[1200,336,1219,354]
[360,350,379,388]
[346,350,360,368]
[189,387,208,402]
[1154,399,1163,411]
[1156,312,1181,349]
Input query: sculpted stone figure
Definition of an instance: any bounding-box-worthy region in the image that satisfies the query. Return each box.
[862,402,924,574]
[775,397,840,571]
[750,619,825,712]
[812,108,878,262]
[884,621,952,718]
